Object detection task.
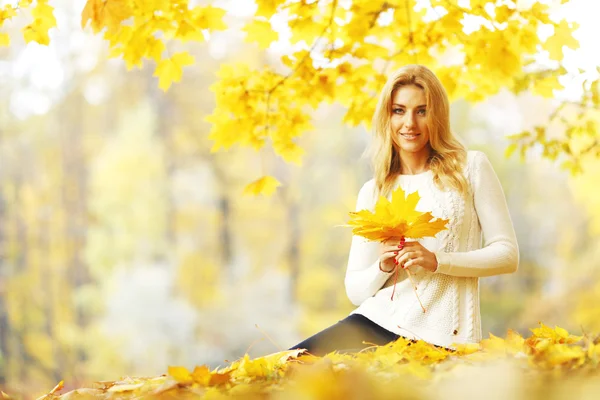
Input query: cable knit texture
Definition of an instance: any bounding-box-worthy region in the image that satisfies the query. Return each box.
[344,150,519,349]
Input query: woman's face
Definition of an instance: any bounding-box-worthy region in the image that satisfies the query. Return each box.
[390,84,431,157]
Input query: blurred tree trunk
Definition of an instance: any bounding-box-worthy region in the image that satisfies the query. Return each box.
[287,200,300,304]
[219,195,232,274]
[212,165,233,281]
[278,170,301,305]
[0,194,7,385]
[148,71,175,246]
[59,90,91,368]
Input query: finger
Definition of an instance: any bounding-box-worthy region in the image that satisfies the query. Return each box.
[384,251,401,260]
[382,249,402,261]
[399,256,417,269]
[396,251,415,267]
[404,257,423,269]
[383,244,405,254]
[401,241,420,247]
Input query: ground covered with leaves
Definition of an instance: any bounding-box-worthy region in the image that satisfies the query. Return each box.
[16,323,600,400]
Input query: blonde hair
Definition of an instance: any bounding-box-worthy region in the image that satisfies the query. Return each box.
[365,64,469,199]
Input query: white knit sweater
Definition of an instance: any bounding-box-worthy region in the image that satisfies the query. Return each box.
[344,150,519,350]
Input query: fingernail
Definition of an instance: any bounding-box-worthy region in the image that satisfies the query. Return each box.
[394,251,398,255]
[394,260,398,264]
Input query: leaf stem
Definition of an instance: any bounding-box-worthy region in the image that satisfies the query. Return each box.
[405,268,426,313]
[389,235,427,313]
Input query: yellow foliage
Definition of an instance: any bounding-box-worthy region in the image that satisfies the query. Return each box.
[191,5,227,31]
[81,0,132,33]
[0,32,9,46]
[153,51,195,91]
[37,323,600,399]
[544,20,580,61]
[243,19,279,49]
[22,0,56,45]
[80,1,227,89]
[0,4,17,22]
[0,0,528,188]
[243,176,282,197]
[255,0,285,18]
[532,75,564,97]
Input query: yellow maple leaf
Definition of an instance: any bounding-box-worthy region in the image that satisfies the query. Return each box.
[452,342,482,355]
[81,0,102,31]
[256,0,281,18]
[353,43,390,59]
[219,349,305,380]
[347,186,449,242]
[206,111,246,152]
[243,19,279,49]
[0,5,18,23]
[23,22,50,45]
[153,51,195,91]
[122,35,147,70]
[81,0,129,32]
[532,343,586,369]
[504,328,526,354]
[22,0,56,46]
[168,365,193,384]
[243,176,281,196]
[236,354,271,378]
[543,20,579,61]
[0,33,9,46]
[146,37,165,63]
[175,18,204,41]
[191,5,227,31]
[480,332,509,354]
[273,140,304,165]
[31,0,55,24]
[529,322,583,344]
[190,365,211,385]
[532,75,563,98]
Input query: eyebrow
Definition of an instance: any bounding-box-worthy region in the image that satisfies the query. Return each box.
[392,103,427,108]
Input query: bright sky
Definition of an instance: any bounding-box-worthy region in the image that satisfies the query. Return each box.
[0,0,598,119]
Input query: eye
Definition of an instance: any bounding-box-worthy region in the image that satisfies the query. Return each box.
[392,108,404,114]
[417,109,426,115]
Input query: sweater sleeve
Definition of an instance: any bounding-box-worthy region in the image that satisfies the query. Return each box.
[433,151,519,277]
[344,180,395,306]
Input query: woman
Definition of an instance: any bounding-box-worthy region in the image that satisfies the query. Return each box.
[288,64,519,356]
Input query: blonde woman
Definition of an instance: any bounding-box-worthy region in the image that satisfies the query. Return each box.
[289,64,519,356]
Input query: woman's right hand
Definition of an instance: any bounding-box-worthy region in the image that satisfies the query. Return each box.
[379,236,405,272]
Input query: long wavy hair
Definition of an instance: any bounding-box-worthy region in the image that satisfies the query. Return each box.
[365,64,469,199]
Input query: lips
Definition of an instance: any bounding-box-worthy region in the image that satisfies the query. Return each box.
[401,133,420,139]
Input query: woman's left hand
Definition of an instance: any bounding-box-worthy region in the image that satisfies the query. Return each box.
[395,241,439,273]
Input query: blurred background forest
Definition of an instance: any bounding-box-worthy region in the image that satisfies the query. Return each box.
[0,0,599,397]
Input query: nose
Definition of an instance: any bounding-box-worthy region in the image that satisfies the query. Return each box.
[404,112,415,129]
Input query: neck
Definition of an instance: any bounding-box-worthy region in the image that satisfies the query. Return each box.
[399,149,432,175]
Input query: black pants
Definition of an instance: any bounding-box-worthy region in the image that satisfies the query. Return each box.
[288,314,455,356]
[287,314,400,356]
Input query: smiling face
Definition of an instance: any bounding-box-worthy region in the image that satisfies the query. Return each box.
[390,84,431,158]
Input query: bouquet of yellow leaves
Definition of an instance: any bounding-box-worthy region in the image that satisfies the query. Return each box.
[347,186,449,312]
